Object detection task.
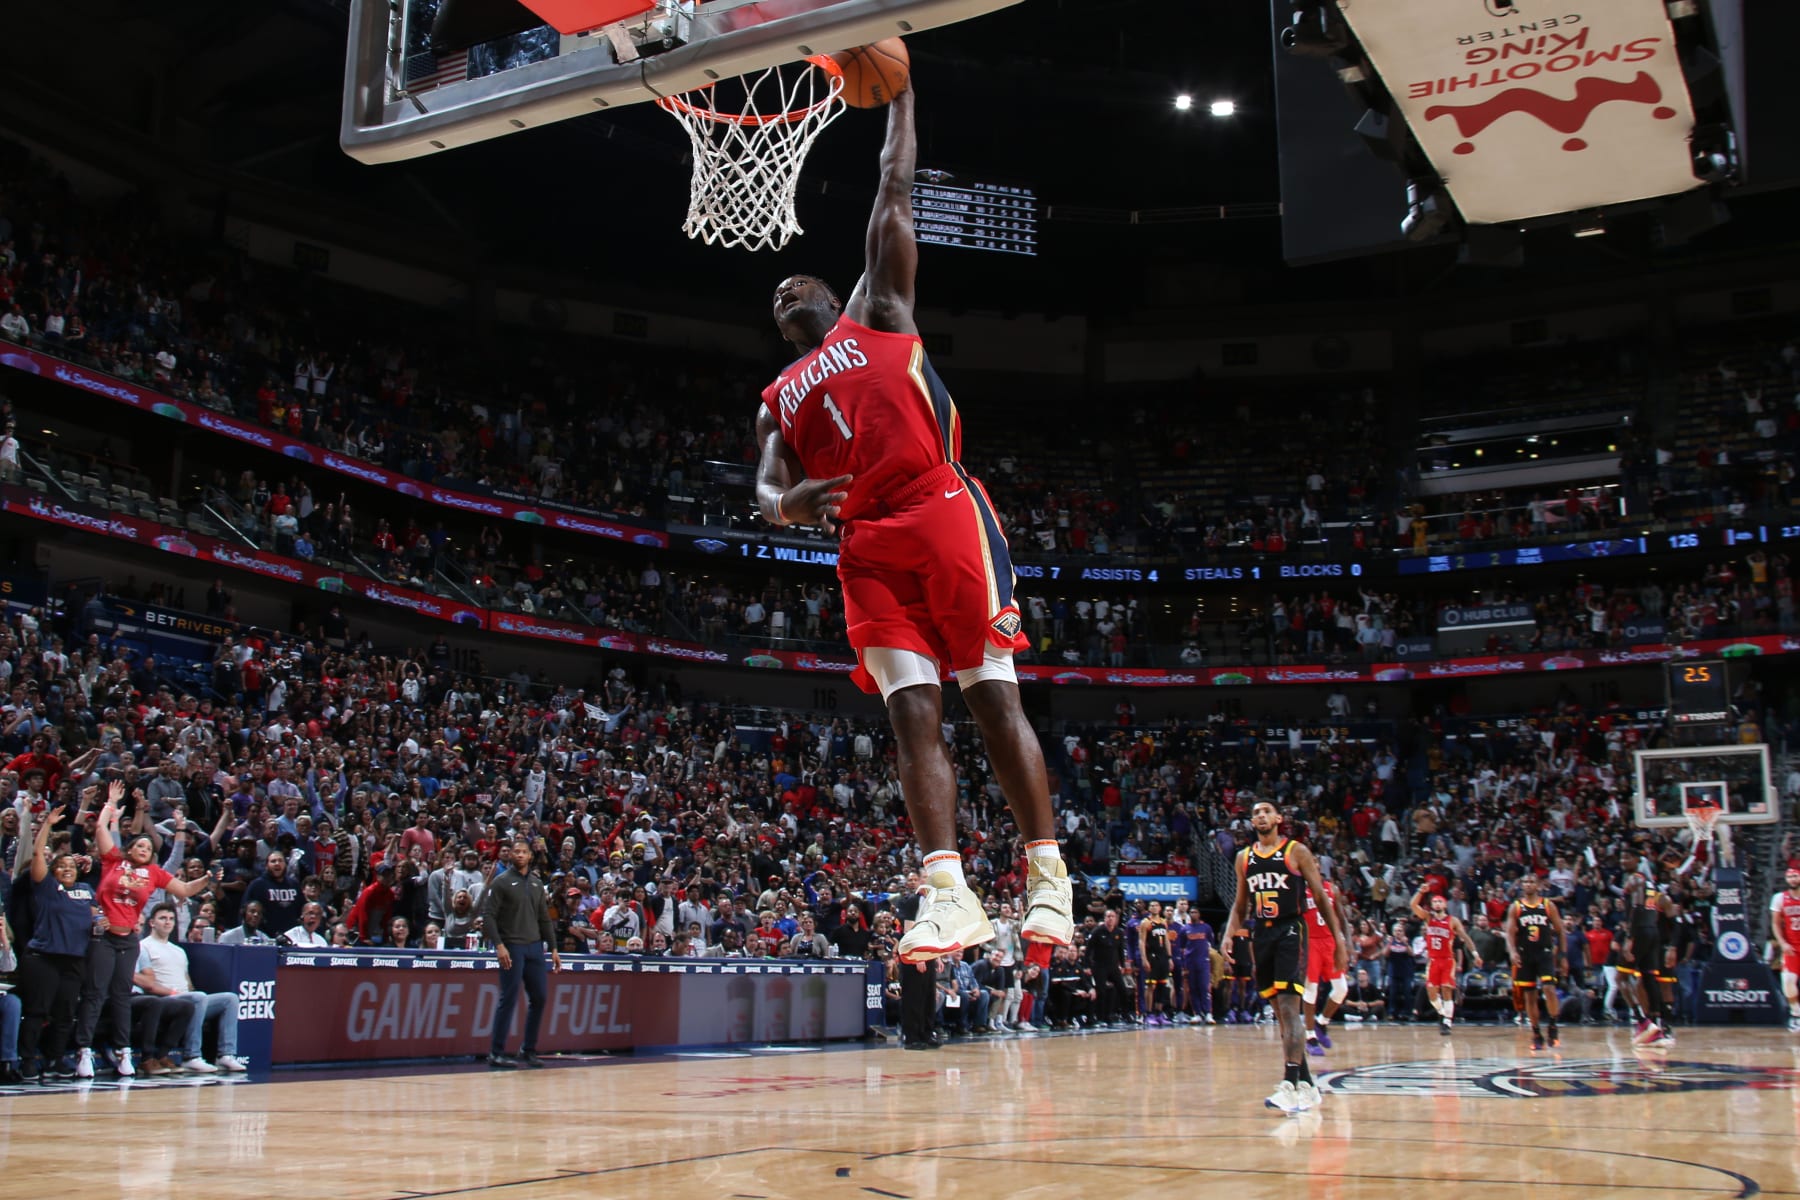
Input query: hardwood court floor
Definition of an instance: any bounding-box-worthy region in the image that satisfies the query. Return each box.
[3,1022,1797,1199]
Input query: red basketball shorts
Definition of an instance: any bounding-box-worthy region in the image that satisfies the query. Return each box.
[1307,933,1342,984]
[837,462,1027,694]
[1426,957,1456,989]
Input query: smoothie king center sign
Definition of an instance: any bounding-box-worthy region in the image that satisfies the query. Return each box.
[1337,0,1701,223]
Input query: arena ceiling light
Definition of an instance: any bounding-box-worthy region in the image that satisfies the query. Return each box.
[1174,93,1193,111]
[1210,99,1236,117]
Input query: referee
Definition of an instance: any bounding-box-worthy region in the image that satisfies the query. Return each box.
[482,838,561,1068]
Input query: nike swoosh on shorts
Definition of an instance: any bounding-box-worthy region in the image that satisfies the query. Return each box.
[944,488,965,499]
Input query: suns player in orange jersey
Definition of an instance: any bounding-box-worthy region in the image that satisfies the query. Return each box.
[752,81,1072,967]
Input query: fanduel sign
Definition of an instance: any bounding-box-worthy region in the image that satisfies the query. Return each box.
[1087,875,1199,901]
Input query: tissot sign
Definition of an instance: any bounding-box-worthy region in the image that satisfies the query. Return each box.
[1337,0,1702,223]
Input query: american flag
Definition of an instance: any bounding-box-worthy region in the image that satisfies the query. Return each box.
[406,48,469,93]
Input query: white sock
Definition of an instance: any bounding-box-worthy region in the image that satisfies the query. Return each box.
[1442,1001,1454,1021]
[1429,996,1444,1016]
[922,850,966,888]
[1025,839,1061,864]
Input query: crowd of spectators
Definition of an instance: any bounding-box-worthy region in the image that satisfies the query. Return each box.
[15,136,1797,578]
[0,570,1793,1072]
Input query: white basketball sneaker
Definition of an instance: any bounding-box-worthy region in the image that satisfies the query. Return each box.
[1021,857,1075,947]
[897,873,995,963]
[1264,1080,1300,1114]
[1295,1082,1322,1111]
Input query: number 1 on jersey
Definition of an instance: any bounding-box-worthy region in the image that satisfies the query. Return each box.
[822,394,852,440]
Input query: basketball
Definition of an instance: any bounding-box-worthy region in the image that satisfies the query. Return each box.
[830,38,910,108]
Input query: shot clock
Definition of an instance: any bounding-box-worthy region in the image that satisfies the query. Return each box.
[1665,660,1730,725]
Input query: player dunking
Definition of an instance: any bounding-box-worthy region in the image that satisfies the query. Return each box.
[753,82,1073,964]
[1769,864,1800,1033]
[1619,849,1678,1048]
[1503,875,1567,1052]
[1222,799,1346,1114]
[1411,885,1481,1036]
[1302,876,1348,1056]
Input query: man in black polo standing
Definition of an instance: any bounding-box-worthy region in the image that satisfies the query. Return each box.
[483,838,561,1068]
[894,871,938,1050]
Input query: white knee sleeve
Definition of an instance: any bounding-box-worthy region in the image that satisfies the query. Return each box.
[862,647,941,702]
[1302,981,1319,1004]
[1329,976,1349,1004]
[955,642,1018,688]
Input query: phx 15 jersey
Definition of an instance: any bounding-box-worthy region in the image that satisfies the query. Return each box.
[762,316,961,524]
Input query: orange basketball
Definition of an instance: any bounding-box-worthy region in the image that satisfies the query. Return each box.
[830,38,909,108]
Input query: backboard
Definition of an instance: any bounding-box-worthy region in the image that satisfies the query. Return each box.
[1632,744,1779,829]
[341,0,1022,164]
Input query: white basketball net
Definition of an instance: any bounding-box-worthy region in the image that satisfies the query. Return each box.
[656,57,845,252]
[1684,804,1722,846]
[1685,804,1732,868]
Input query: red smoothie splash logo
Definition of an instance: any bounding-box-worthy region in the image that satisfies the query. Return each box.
[1426,70,1676,153]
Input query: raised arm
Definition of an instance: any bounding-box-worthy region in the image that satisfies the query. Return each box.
[29,806,65,883]
[94,780,125,859]
[13,802,34,878]
[844,87,918,335]
[1409,884,1433,921]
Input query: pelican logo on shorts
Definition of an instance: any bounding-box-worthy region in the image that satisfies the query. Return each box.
[991,611,1022,640]
[1318,1057,1800,1100]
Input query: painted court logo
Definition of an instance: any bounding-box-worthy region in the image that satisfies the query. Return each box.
[1319,1058,1799,1099]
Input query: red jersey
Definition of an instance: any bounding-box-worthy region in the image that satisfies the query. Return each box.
[1303,879,1338,945]
[97,848,173,932]
[1776,891,1800,946]
[1425,914,1456,962]
[761,316,959,524]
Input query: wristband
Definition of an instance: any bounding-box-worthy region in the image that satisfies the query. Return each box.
[774,491,790,525]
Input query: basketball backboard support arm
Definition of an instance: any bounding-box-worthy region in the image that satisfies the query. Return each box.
[341,0,1021,164]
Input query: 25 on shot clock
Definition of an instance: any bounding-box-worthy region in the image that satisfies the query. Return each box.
[1666,660,1730,725]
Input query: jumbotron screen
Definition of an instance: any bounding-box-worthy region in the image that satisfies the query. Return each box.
[911,169,1038,257]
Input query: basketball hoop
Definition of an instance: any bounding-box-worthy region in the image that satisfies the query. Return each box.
[655,56,845,251]
[1684,803,1722,849]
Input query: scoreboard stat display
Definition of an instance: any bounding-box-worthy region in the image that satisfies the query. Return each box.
[911,175,1038,256]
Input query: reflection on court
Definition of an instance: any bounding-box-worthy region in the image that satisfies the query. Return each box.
[1,1023,1793,1199]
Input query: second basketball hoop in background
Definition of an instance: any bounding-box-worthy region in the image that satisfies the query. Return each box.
[831,38,910,108]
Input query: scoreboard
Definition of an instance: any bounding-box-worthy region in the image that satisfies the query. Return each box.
[911,171,1038,256]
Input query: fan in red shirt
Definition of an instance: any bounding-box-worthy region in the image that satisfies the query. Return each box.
[75,781,215,1079]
